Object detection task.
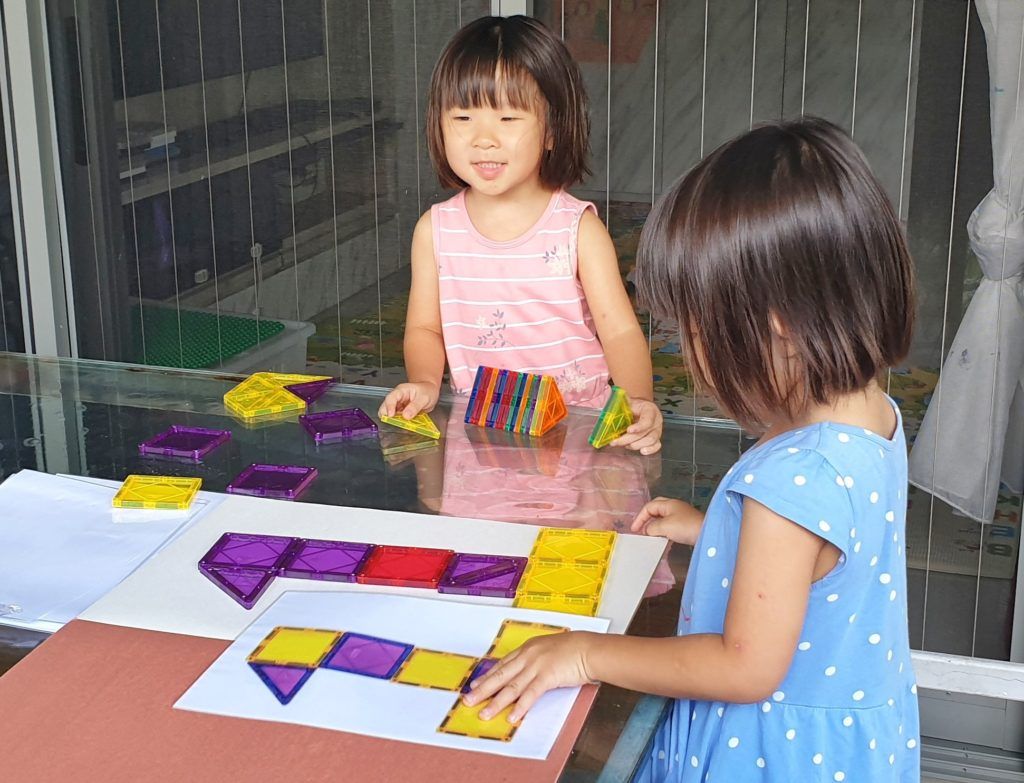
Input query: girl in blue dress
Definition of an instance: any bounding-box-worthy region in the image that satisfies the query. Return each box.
[463,117,919,782]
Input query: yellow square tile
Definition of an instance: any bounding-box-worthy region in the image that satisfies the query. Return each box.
[530,528,616,565]
[112,475,202,510]
[393,649,478,691]
[438,696,518,741]
[247,626,342,668]
[518,560,607,598]
[486,619,567,659]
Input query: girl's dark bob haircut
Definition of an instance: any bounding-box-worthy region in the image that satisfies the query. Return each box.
[635,117,916,427]
[426,15,591,191]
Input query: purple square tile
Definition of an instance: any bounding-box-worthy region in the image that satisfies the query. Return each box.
[462,657,499,693]
[200,532,298,570]
[199,563,276,609]
[138,425,231,460]
[299,408,378,443]
[226,464,318,500]
[437,554,528,598]
[279,539,374,582]
[322,632,413,679]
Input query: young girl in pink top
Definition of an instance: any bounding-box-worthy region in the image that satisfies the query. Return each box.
[379,15,662,454]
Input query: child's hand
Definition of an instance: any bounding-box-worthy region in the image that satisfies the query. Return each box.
[631,496,704,546]
[462,631,596,724]
[611,399,663,455]
[378,382,440,419]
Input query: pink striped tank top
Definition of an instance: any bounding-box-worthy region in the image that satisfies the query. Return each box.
[433,189,612,409]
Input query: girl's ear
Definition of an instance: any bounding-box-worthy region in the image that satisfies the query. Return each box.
[769,312,790,339]
[769,312,798,358]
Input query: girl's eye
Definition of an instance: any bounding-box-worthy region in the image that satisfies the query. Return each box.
[501,116,521,122]
[452,115,470,122]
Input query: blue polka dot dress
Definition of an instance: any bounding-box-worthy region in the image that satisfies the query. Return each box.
[637,400,920,782]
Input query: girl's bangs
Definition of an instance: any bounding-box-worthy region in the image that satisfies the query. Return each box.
[436,54,542,113]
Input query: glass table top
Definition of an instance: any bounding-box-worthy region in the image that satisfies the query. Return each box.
[0,352,1015,778]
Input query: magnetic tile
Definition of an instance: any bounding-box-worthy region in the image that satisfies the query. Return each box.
[461,657,499,693]
[379,411,440,440]
[223,373,309,420]
[199,563,276,609]
[260,372,333,387]
[248,626,342,668]
[512,591,600,617]
[486,619,568,659]
[226,464,318,500]
[284,378,334,403]
[356,545,454,589]
[138,426,231,461]
[200,532,298,570]
[393,648,478,691]
[530,528,616,565]
[529,376,567,436]
[249,663,314,705]
[322,632,413,679]
[437,554,527,598]
[589,386,634,448]
[279,539,374,582]
[438,697,518,741]
[112,475,202,510]
[300,408,378,443]
[517,560,608,598]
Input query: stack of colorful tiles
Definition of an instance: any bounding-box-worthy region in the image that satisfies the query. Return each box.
[513,528,616,616]
[198,532,532,609]
[588,386,634,449]
[223,372,333,422]
[246,618,567,742]
[464,366,567,436]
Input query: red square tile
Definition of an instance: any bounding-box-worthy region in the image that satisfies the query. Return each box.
[356,545,455,589]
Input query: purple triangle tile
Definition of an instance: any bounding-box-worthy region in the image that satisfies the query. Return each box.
[284,378,335,404]
[249,663,314,704]
[199,563,276,609]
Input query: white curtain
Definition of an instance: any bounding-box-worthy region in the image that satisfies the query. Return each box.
[909,0,1024,522]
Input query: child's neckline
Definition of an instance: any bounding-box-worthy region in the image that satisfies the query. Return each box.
[746,394,903,457]
[459,189,561,248]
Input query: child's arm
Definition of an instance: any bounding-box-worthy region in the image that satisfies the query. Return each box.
[465,498,824,722]
[379,212,446,419]
[576,211,663,454]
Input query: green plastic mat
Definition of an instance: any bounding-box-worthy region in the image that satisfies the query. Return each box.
[131,305,285,369]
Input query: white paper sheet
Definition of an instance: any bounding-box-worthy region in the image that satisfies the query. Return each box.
[175,590,608,759]
[0,470,222,630]
[80,493,667,638]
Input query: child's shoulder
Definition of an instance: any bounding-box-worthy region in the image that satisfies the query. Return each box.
[730,421,903,500]
[554,190,596,214]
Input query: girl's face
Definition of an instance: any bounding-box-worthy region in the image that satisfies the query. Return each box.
[442,96,547,199]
